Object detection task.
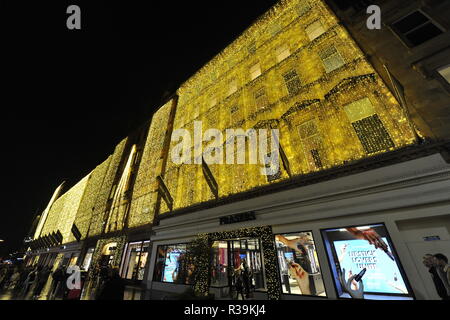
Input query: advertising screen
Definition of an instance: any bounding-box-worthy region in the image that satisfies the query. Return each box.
[163,250,182,283]
[322,224,413,300]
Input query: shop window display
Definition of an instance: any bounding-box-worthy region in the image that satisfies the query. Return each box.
[153,244,195,285]
[81,248,95,271]
[321,223,414,300]
[121,241,150,281]
[275,232,326,296]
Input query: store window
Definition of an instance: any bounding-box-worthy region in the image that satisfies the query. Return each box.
[275,232,326,296]
[81,248,95,271]
[321,223,414,300]
[121,240,150,281]
[391,11,443,47]
[306,20,326,41]
[153,243,195,285]
[68,253,79,267]
[319,46,345,73]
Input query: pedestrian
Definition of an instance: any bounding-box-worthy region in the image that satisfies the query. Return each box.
[433,253,450,299]
[242,260,253,299]
[233,269,245,300]
[8,267,21,290]
[0,266,14,291]
[33,266,51,300]
[49,266,64,300]
[96,268,125,300]
[20,267,37,298]
[422,254,448,300]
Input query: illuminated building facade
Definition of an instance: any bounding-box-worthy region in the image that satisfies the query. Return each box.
[26,0,450,300]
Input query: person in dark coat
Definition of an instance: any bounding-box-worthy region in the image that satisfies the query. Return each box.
[33,266,51,300]
[96,268,125,300]
[49,266,64,299]
[234,269,245,300]
[423,254,449,300]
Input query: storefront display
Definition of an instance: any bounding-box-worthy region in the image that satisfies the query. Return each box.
[153,244,194,285]
[81,248,95,271]
[275,232,326,296]
[321,223,414,300]
[210,238,265,292]
[121,241,150,281]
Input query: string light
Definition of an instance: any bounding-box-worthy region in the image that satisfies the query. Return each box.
[155,0,417,214]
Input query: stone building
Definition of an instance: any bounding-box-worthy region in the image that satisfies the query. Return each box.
[26,0,450,300]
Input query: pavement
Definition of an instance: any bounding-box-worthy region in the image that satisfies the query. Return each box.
[0,283,143,301]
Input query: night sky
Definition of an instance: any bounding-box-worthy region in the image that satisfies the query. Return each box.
[1,0,279,258]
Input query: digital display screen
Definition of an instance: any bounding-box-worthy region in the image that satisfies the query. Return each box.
[163,250,182,283]
[322,224,413,300]
[333,239,408,294]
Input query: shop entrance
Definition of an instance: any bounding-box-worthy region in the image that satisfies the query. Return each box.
[210,238,265,298]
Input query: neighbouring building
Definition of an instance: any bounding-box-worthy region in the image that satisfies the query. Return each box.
[26,0,450,300]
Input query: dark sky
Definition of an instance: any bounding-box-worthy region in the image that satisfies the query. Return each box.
[1,0,279,257]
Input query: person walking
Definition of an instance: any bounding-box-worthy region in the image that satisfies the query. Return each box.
[96,268,125,300]
[242,260,253,299]
[433,253,450,299]
[49,266,64,300]
[33,266,51,300]
[422,254,448,300]
[20,267,37,299]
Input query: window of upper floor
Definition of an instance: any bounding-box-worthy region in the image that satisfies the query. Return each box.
[228,79,238,96]
[296,0,312,16]
[254,87,269,110]
[209,96,217,109]
[390,10,444,48]
[437,65,450,84]
[319,45,345,73]
[344,97,395,154]
[305,20,326,41]
[276,44,291,63]
[250,63,262,81]
[283,69,301,96]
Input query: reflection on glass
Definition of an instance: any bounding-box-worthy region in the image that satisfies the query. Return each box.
[275,232,326,296]
[121,240,150,281]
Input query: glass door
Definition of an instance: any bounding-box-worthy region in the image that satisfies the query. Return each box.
[210,238,265,293]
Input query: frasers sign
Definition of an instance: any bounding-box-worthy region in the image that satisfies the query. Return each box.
[220,212,256,225]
